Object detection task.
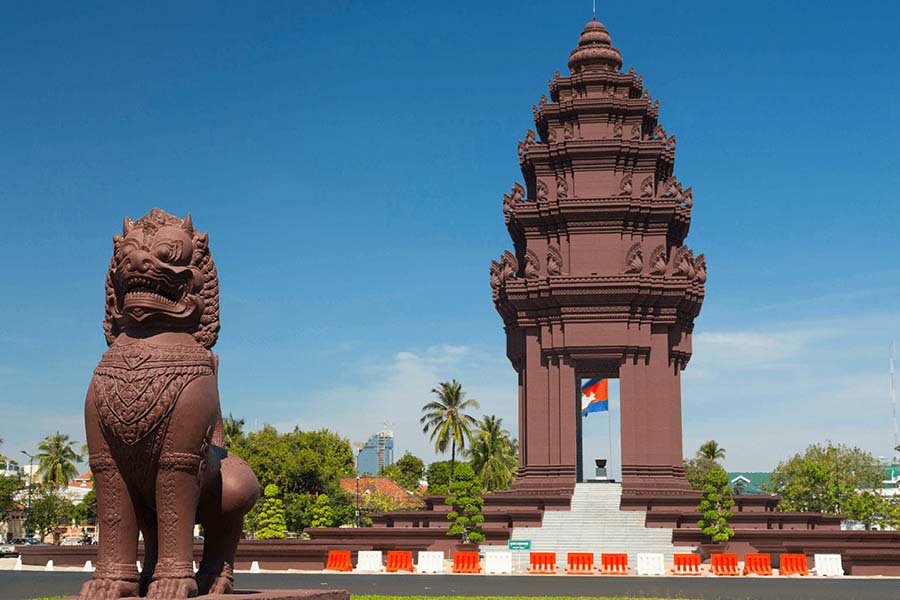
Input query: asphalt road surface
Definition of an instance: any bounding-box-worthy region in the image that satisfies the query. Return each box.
[1,571,897,600]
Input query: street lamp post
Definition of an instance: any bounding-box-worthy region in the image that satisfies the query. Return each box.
[353,442,364,528]
[20,450,34,539]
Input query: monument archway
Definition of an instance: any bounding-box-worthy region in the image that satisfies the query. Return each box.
[490,19,705,497]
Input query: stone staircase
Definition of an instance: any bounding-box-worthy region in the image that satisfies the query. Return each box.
[509,483,694,566]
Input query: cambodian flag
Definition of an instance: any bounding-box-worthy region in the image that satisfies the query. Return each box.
[581,378,608,417]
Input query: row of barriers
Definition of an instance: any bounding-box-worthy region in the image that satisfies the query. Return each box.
[324,550,846,577]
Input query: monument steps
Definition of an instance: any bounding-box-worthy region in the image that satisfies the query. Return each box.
[510,483,694,565]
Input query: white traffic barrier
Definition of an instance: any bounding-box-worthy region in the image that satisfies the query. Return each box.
[44,559,54,572]
[483,550,513,574]
[250,560,261,573]
[416,551,445,574]
[355,550,384,572]
[814,554,844,577]
[13,556,22,571]
[636,553,666,576]
[83,560,94,572]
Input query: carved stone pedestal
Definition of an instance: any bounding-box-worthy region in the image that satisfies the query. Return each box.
[72,591,349,600]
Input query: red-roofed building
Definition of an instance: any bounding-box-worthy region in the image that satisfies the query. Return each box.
[339,476,423,510]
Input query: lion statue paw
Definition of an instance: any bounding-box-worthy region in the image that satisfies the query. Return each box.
[146,576,198,599]
[77,578,139,600]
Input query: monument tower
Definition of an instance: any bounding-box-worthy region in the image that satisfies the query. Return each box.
[491,18,706,496]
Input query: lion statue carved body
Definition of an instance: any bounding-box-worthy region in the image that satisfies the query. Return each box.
[80,209,260,599]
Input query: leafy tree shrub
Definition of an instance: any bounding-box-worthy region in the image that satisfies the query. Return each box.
[0,475,21,524]
[231,425,354,496]
[383,452,425,491]
[71,489,97,526]
[696,465,735,543]
[445,463,485,543]
[766,442,896,527]
[255,484,287,539]
[684,457,717,491]
[309,494,334,528]
[30,486,74,543]
[467,415,517,492]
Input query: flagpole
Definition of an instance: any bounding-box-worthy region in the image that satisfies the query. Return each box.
[608,403,613,479]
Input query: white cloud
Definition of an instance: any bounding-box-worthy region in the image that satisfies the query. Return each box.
[684,314,900,470]
[272,345,517,463]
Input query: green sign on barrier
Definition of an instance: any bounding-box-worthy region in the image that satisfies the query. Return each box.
[508,539,531,550]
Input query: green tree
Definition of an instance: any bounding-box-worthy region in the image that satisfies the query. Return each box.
[420,380,480,483]
[843,491,900,530]
[765,442,886,521]
[382,452,425,491]
[467,415,517,492]
[445,463,485,544]
[71,488,98,526]
[284,493,314,533]
[30,486,74,543]
[223,414,245,449]
[684,457,717,491]
[0,475,21,524]
[697,440,726,461]
[231,425,354,496]
[696,465,735,543]
[36,432,82,488]
[425,460,457,495]
[255,484,287,540]
[309,494,334,528]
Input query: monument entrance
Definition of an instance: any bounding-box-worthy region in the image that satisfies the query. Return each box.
[491,18,706,497]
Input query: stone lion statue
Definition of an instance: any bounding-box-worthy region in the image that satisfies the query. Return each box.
[79,208,260,599]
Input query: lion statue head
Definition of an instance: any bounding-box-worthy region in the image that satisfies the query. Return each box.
[103,208,219,348]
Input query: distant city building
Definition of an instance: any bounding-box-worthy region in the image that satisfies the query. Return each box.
[357,429,394,476]
[0,460,21,477]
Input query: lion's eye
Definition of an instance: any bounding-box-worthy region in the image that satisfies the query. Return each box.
[154,240,184,263]
[152,241,180,263]
[115,240,140,262]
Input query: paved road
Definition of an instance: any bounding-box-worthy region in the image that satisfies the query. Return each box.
[1,571,898,600]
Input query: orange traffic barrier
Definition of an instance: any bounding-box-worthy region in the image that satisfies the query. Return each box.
[599,553,630,575]
[451,551,481,574]
[743,553,773,576]
[385,550,414,573]
[565,552,595,575]
[779,554,809,576]
[673,553,702,575]
[527,552,558,574]
[710,553,739,576]
[324,550,352,572]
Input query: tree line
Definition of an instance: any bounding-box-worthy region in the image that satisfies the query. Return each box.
[684,438,900,540]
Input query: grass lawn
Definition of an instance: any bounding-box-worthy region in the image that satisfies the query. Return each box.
[31,597,685,600]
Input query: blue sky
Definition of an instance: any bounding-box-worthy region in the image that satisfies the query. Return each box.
[1,1,899,475]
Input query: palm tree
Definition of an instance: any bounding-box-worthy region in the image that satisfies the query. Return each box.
[36,432,82,488]
[697,440,726,462]
[223,413,245,449]
[467,415,518,492]
[420,380,480,483]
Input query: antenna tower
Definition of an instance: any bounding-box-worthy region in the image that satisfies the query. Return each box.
[892,342,898,462]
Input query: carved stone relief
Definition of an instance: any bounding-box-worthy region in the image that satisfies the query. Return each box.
[524,249,540,279]
[624,242,643,274]
[649,245,667,275]
[547,245,563,276]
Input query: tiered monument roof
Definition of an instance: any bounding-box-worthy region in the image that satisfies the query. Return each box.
[492,18,705,369]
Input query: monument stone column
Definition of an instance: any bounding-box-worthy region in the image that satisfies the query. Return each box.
[491,18,706,497]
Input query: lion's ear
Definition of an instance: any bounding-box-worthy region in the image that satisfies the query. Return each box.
[182,213,193,233]
[123,217,134,235]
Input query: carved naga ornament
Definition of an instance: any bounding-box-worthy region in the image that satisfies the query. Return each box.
[82,209,260,600]
[546,245,563,276]
[524,249,540,279]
